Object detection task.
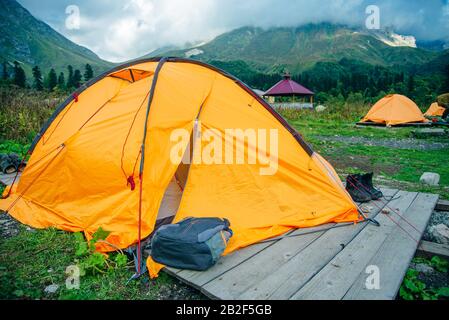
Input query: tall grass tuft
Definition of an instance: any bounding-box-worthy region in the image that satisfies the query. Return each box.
[0,86,64,143]
[276,96,371,123]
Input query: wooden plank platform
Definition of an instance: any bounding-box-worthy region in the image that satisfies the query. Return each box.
[165,188,439,300]
[435,199,449,211]
[355,122,432,127]
[418,240,449,258]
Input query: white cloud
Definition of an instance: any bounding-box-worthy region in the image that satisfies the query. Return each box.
[17,0,449,62]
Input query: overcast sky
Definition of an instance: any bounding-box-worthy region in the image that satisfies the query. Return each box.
[17,0,449,62]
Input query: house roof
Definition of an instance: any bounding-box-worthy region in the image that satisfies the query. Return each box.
[264,74,314,96]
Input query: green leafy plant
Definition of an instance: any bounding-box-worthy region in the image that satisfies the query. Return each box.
[430,256,449,273]
[401,255,449,300]
[438,287,449,298]
[400,269,439,300]
[73,227,129,275]
[412,256,449,273]
[0,141,30,157]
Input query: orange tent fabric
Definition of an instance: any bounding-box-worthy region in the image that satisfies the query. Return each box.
[424,102,445,117]
[361,94,428,126]
[0,58,359,270]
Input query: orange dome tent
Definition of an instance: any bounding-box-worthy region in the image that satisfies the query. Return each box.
[424,102,445,117]
[0,58,359,275]
[360,94,428,126]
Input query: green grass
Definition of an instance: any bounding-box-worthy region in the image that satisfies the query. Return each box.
[310,141,449,186]
[283,109,449,200]
[348,145,448,184]
[0,226,199,300]
[292,119,415,140]
[330,144,449,200]
[0,140,30,156]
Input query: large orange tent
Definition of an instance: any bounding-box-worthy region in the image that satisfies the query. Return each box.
[360,94,428,126]
[424,102,445,117]
[0,57,359,274]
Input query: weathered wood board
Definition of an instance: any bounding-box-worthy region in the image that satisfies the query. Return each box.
[165,189,438,300]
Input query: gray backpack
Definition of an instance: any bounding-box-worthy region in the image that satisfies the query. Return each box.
[151,217,233,271]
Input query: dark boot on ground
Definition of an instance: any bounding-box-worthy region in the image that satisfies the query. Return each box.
[345,174,371,203]
[361,172,383,200]
[0,154,17,174]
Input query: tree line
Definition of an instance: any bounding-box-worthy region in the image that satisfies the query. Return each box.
[2,58,448,107]
[213,59,449,107]
[1,61,94,92]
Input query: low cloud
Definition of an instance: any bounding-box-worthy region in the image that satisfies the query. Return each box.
[18,0,449,62]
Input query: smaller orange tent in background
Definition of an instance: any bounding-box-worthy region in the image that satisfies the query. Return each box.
[360,94,428,126]
[424,102,445,117]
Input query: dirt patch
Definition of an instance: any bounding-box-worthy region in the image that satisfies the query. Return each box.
[316,135,449,150]
[152,280,205,300]
[0,212,22,239]
[329,154,401,176]
[410,253,449,294]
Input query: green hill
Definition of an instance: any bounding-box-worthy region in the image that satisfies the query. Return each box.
[152,23,444,75]
[0,0,113,77]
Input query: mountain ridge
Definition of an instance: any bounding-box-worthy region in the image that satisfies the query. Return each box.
[1,0,447,86]
[144,23,446,75]
[0,0,113,77]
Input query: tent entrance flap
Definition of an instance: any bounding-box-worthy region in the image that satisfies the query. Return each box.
[155,140,192,221]
[156,178,183,221]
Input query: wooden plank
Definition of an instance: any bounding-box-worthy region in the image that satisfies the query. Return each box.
[356,122,431,127]
[165,239,277,288]
[201,228,325,299]
[418,240,449,258]
[343,192,438,300]
[167,219,355,291]
[290,190,418,300]
[435,200,449,212]
[166,228,313,281]
[239,188,398,300]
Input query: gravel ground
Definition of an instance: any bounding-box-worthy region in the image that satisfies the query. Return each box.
[316,135,449,150]
[153,281,204,300]
[0,211,22,238]
[423,210,449,243]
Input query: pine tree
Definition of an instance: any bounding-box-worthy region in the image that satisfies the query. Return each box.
[67,65,74,89]
[2,61,8,80]
[58,72,65,89]
[407,74,415,96]
[444,64,449,92]
[73,69,82,88]
[46,68,58,91]
[32,66,44,91]
[84,64,94,81]
[13,61,26,88]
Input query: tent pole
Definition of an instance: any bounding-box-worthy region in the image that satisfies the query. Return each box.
[135,57,168,277]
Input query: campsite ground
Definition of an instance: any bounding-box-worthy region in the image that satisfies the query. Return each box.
[283,114,449,201]
[0,90,448,299]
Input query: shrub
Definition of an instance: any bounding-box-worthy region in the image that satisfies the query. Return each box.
[0,86,64,143]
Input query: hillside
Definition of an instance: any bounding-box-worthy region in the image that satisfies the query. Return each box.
[0,0,112,77]
[150,23,444,75]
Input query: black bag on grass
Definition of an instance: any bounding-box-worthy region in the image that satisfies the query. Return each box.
[151,217,233,271]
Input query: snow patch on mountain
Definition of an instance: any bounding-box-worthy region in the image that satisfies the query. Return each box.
[185,48,204,57]
[374,31,417,48]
